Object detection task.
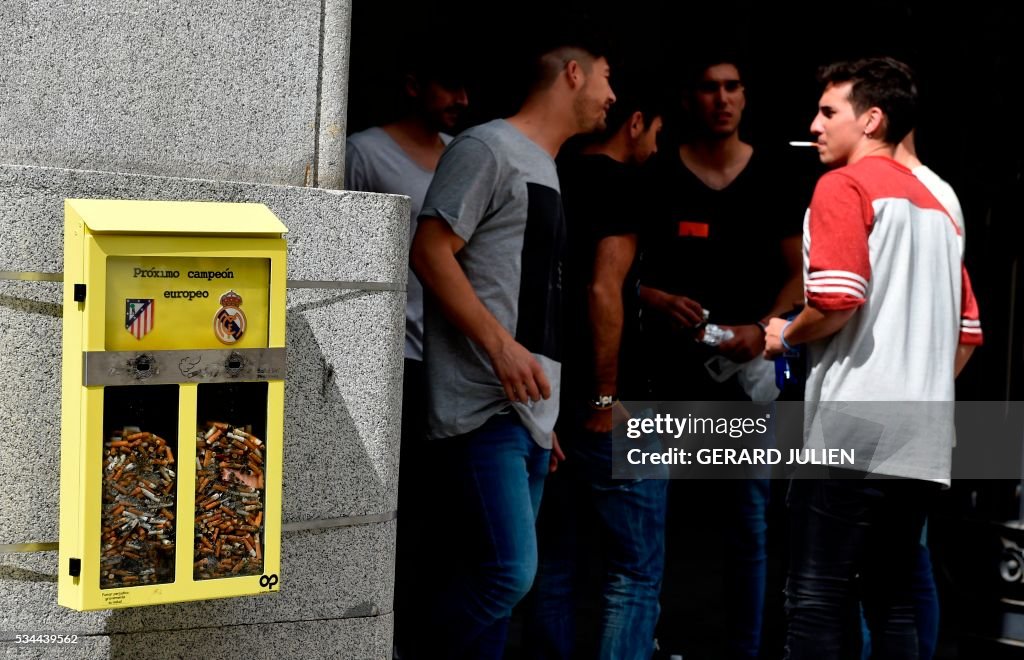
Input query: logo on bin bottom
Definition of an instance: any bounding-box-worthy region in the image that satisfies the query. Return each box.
[214,290,247,344]
[260,574,279,589]
[125,299,155,340]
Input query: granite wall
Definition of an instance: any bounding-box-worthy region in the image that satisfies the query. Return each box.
[1,1,407,657]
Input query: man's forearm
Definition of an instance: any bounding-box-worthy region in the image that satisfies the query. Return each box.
[955,344,975,378]
[763,236,805,322]
[782,305,857,346]
[764,272,805,322]
[589,280,623,395]
[410,228,511,357]
[638,285,662,312]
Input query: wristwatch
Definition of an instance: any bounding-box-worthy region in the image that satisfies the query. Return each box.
[589,394,617,409]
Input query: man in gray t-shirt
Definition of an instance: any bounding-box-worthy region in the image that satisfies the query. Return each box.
[410,40,616,657]
[419,119,564,448]
[345,58,468,362]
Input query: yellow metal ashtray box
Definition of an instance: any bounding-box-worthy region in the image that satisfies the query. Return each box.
[58,199,287,610]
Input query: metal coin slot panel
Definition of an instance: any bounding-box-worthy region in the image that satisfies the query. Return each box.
[83,348,285,386]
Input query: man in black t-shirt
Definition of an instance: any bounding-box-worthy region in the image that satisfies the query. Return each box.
[639,57,805,659]
[640,59,804,400]
[524,77,666,660]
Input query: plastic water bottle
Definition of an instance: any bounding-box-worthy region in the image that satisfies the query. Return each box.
[774,307,804,390]
[695,310,734,346]
[700,323,734,346]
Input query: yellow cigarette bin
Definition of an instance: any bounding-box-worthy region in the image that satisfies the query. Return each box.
[58,199,287,610]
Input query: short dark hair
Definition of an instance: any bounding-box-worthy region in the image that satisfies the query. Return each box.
[402,42,471,91]
[817,57,918,144]
[600,68,663,136]
[525,25,611,92]
[530,47,600,92]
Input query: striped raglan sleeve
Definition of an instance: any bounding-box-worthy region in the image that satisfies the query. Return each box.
[959,265,983,345]
[805,172,872,310]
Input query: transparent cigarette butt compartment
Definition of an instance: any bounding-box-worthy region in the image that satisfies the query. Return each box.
[58,199,287,610]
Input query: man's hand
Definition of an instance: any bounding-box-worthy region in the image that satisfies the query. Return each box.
[488,336,552,404]
[663,294,705,329]
[640,286,704,329]
[718,324,766,362]
[412,217,552,404]
[583,407,613,434]
[582,400,632,434]
[763,317,788,359]
[549,431,566,474]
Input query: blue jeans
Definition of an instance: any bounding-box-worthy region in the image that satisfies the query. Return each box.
[659,478,769,660]
[525,420,668,660]
[428,412,550,659]
[860,521,939,660]
[784,477,934,660]
[725,478,770,659]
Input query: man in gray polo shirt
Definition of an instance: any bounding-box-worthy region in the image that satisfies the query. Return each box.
[410,36,615,658]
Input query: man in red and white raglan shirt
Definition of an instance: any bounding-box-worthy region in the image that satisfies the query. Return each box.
[764,57,982,659]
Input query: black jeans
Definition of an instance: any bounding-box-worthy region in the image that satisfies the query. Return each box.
[784,476,936,660]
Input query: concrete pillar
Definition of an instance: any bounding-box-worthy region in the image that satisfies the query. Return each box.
[1,2,405,657]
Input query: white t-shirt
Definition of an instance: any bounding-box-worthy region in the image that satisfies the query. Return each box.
[801,156,982,483]
[914,164,965,251]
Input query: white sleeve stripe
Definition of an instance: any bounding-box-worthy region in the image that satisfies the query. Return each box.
[961,320,981,327]
[961,327,983,334]
[806,285,867,298]
[808,270,869,287]
[804,278,867,293]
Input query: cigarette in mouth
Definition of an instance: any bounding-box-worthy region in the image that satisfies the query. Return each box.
[788,141,818,147]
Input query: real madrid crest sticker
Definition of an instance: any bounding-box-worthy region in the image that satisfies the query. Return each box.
[214,290,247,344]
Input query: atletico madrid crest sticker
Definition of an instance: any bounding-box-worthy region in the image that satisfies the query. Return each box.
[125,299,155,339]
[214,290,247,344]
